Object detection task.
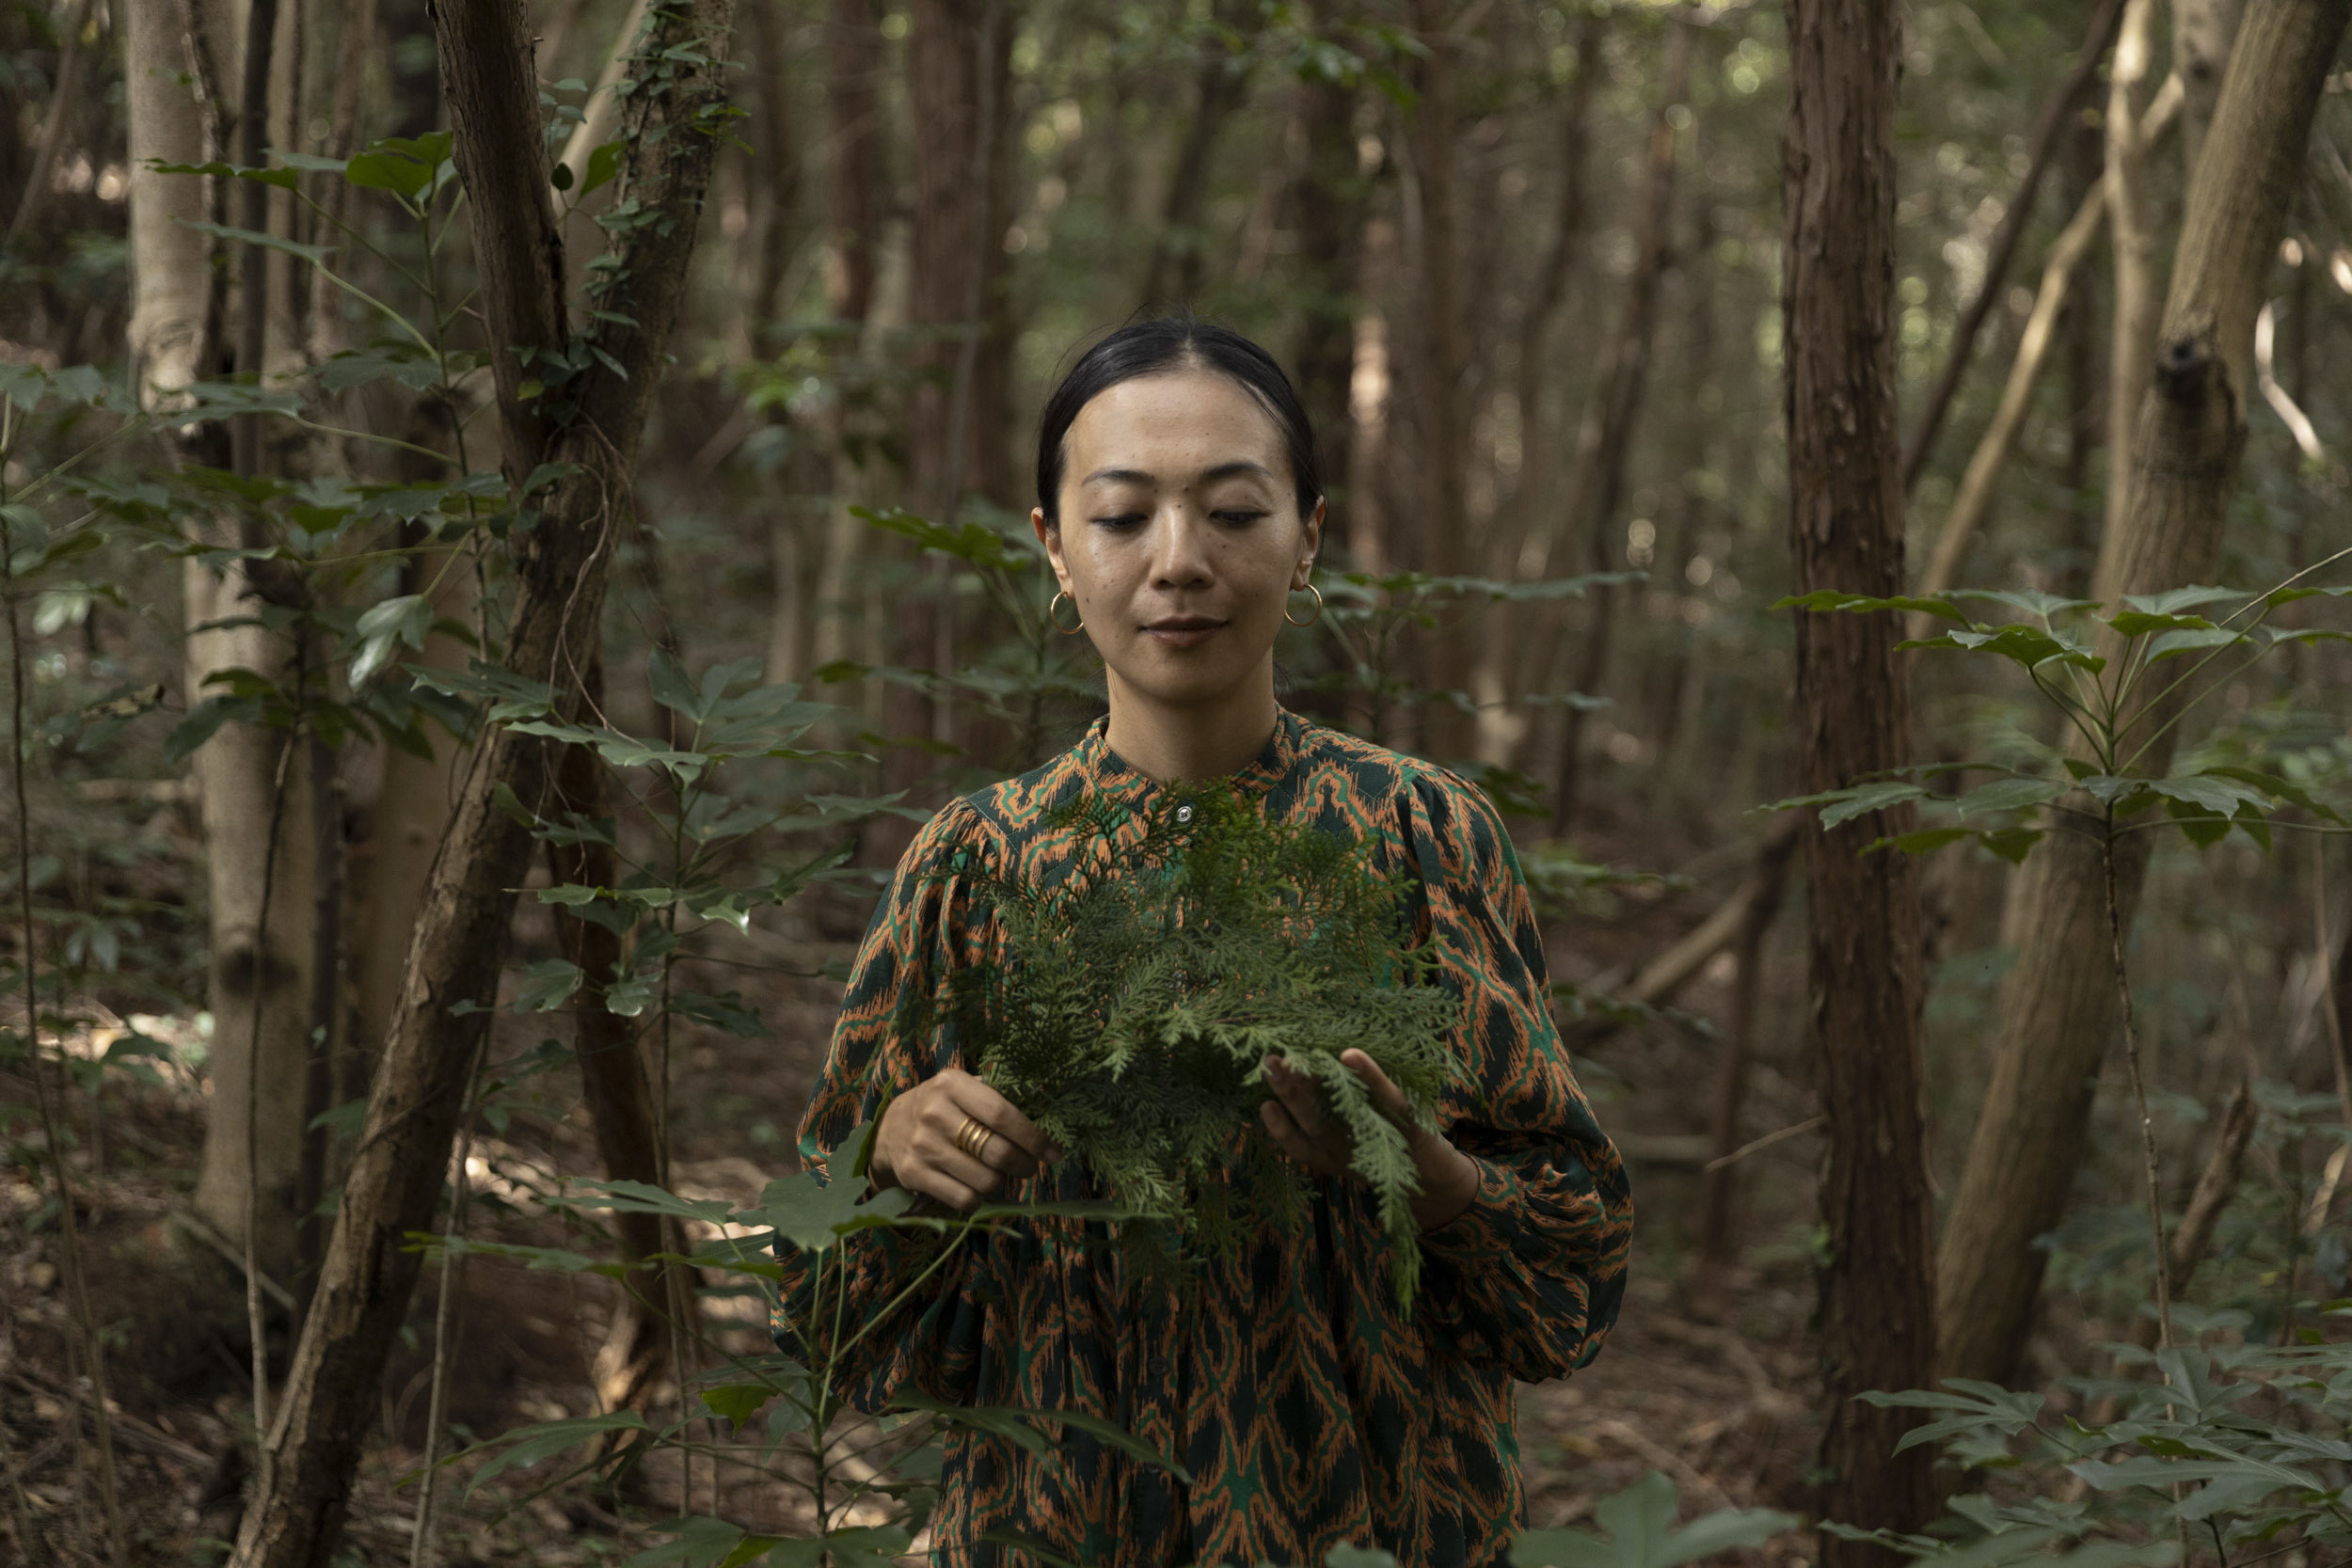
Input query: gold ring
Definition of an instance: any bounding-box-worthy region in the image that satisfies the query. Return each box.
[956,1116,994,1162]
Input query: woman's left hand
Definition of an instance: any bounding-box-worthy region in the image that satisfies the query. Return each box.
[1259,1050,1480,1231]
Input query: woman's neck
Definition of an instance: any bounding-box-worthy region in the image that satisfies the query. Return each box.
[1102,673,1279,783]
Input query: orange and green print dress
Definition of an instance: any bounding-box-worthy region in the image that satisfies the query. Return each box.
[776,709,1632,1567]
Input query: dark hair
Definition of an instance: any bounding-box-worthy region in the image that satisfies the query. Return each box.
[1034,318,1324,527]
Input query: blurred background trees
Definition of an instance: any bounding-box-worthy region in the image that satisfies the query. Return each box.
[2,0,2350,1561]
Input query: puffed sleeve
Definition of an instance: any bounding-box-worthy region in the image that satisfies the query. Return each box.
[1397,770,1632,1381]
[770,799,997,1411]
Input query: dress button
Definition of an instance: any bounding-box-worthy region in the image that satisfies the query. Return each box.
[1148,1353,1168,1379]
[1174,803,1194,824]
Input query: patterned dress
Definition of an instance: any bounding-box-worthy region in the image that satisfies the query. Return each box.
[776,710,1632,1567]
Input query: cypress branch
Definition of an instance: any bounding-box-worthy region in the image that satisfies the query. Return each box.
[906,786,1463,1306]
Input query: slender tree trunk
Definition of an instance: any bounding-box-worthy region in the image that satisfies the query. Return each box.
[229,0,735,1558]
[550,681,697,1413]
[808,0,882,677]
[1783,0,1938,1549]
[6,0,103,247]
[1549,24,1689,831]
[2058,115,2104,601]
[1898,0,2124,494]
[1405,0,1473,761]
[1934,0,2349,1386]
[873,0,1010,854]
[2173,0,2244,177]
[1140,2,1253,309]
[1286,71,1365,508]
[2102,0,2162,546]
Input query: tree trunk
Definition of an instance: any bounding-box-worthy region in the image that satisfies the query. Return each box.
[2173,0,2244,177]
[873,0,1010,853]
[1934,0,2350,1387]
[1782,0,1939,1550]
[228,0,736,1558]
[1548,24,1688,831]
[2102,0,2163,547]
[1898,0,2124,495]
[550,687,697,1414]
[1139,3,1253,309]
[1405,0,1473,762]
[1285,71,1364,509]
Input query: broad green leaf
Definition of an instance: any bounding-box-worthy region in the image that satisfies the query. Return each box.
[1977,826,2043,864]
[165,693,256,765]
[1948,588,2102,618]
[2120,585,2238,616]
[1510,1471,1794,1568]
[580,138,627,196]
[179,218,334,266]
[1820,782,1930,829]
[697,1381,771,1430]
[648,646,703,721]
[2144,626,2243,662]
[350,594,431,685]
[1954,777,2067,816]
[616,1517,763,1568]
[747,1167,914,1252]
[453,1410,647,1497]
[2266,583,2352,606]
[2106,610,2213,637]
[2200,766,2345,825]
[1899,624,2104,673]
[511,958,583,1011]
[535,883,605,908]
[1771,589,1967,623]
[2145,774,2268,817]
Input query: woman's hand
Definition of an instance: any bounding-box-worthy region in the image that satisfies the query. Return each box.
[870,1069,1064,1212]
[1260,1050,1480,1230]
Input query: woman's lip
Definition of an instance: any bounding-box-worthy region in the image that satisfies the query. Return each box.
[1143,619,1225,646]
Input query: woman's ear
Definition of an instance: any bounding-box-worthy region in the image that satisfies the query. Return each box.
[1293,497,1327,589]
[1032,505,1073,592]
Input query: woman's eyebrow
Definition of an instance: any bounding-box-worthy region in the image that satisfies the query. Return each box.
[1200,460,1276,484]
[1081,466,1154,486]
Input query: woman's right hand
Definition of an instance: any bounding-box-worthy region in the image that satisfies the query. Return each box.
[869,1069,1063,1212]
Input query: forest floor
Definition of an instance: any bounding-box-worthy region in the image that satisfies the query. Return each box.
[0,819,1898,1565]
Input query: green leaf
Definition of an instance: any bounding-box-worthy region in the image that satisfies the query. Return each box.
[2145,774,2269,817]
[344,135,448,198]
[177,219,334,267]
[697,1381,771,1430]
[1820,782,1930,829]
[2120,585,2239,616]
[165,693,255,765]
[1954,777,2067,816]
[1976,826,2043,864]
[1771,589,1967,623]
[1898,623,2104,673]
[511,958,583,1012]
[745,1167,914,1252]
[581,139,627,196]
[453,1410,647,1497]
[616,1517,762,1568]
[2265,583,2352,606]
[2145,626,2243,662]
[350,594,431,685]
[2200,766,2344,825]
[1947,587,2103,618]
[2106,610,2214,637]
[648,646,704,721]
[1510,1471,1794,1568]
[148,157,297,190]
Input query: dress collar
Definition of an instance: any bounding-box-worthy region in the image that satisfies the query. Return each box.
[1073,707,1303,802]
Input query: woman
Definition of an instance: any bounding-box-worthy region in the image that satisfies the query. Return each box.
[779,320,1631,1566]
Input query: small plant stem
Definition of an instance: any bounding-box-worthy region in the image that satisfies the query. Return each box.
[3,491,125,1563]
[2102,805,2172,1354]
[408,1038,485,1568]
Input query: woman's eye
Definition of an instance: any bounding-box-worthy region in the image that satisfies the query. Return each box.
[1213,509,1267,526]
[1091,513,1148,530]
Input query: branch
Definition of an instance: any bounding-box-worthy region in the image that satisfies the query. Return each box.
[1899,0,2126,493]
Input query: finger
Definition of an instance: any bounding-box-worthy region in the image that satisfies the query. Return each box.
[1263,1056,1327,1139]
[1260,1098,1346,1177]
[942,1077,1061,1166]
[1340,1050,1416,1121]
[900,1162,986,1213]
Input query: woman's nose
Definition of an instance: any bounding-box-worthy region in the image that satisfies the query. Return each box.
[1149,506,1213,588]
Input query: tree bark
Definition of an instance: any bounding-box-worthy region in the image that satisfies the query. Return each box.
[2102,0,2163,548]
[1933,0,2350,1387]
[125,0,215,406]
[1548,24,1688,831]
[1782,0,1939,1549]
[2172,0,2244,177]
[228,0,736,1559]
[1286,71,1366,513]
[1405,0,1474,762]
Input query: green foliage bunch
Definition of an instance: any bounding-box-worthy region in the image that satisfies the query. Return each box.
[916,784,1462,1304]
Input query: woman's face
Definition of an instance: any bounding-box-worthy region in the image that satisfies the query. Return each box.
[1032,368,1322,714]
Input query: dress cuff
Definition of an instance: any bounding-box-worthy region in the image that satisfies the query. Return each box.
[1417,1154,1523,1267]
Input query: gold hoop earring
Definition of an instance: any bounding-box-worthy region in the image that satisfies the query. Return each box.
[1284,582,1324,628]
[1049,590,1085,635]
